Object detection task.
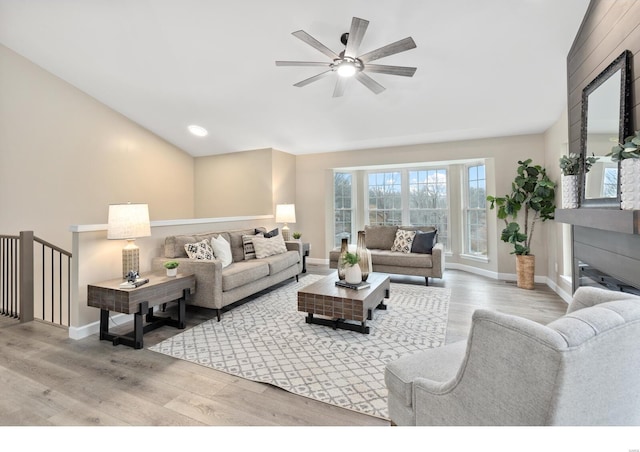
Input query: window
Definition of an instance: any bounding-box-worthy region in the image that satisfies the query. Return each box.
[334,172,353,247]
[602,167,618,198]
[365,168,449,249]
[465,164,487,256]
[408,169,448,248]
[367,171,402,225]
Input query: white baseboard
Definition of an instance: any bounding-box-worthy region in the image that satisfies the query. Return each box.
[70,260,569,340]
[69,312,147,340]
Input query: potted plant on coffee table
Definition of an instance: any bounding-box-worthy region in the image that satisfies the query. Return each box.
[487,159,556,289]
[342,251,361,284]
[164,260,179,277]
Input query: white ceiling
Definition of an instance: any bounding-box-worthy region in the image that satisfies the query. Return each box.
[0,0,591,157]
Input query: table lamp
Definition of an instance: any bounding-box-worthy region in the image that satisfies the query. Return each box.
[275,204,296,241]
[107,203,151,279]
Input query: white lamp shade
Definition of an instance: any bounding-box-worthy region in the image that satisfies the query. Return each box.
[275,204,296,223]
[107,203,151,240]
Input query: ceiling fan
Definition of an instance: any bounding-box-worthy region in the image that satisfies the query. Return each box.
[276,16,417,97]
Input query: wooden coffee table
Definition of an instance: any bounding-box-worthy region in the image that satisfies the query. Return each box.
[297,272,390,334]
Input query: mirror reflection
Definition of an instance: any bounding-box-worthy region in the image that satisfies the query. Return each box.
[580,50,630,207]
[584,70,620,200]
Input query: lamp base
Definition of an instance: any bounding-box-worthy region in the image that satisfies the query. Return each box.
[282,224,291,241]
[122,240,140,279]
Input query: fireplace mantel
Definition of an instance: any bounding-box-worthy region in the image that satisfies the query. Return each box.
[555,209,640,235]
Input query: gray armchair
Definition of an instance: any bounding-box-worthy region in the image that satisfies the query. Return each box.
[384,286,640,425]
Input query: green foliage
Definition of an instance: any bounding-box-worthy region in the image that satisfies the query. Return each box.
[342,251,360,266]
[559,152,598,176]
[163,261,179,269]
[608,130,640,161]
[487,159,556,255]
[292,232,302,239]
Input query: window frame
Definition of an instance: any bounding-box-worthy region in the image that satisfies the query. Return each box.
[462,162,488,259]
[365,167,450,251]
[333,171,355,247]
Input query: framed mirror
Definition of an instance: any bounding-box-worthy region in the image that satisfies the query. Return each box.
[580,50,631,207]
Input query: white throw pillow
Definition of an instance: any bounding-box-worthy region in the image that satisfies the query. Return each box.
[252,234,287,259]
[211,235,232,268]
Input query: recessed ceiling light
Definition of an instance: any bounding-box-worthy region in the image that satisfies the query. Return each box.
[188,125,208,137]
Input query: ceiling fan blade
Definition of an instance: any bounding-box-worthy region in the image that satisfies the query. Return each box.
[293,70,333,87]
[364,64,417,77]
[358,37,417,63]
[276,61,331,67]
[344,17,369,58]
[332,77,348,97]
[292,30,339,60]
[355,72,385,94]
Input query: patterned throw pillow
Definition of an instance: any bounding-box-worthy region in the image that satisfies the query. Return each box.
[242,233,263,260]
[184,239,214,260]
[391,229,416,253]
[252,234,288,259]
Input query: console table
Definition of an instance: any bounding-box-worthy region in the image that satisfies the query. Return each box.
[87,272,196,349]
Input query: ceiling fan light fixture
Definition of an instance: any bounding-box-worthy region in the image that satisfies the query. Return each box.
[188,124,208,137]
[336,61,357,77]
[334,57,361,78]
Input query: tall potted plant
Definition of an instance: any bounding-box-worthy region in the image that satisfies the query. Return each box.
[559,152,597,209]
[487,159,556,289]
[609,130,640,210]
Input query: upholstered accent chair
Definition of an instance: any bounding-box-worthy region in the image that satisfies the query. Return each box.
[384,286,640,426]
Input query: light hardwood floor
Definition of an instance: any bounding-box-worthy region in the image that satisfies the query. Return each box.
[0,267,568,427]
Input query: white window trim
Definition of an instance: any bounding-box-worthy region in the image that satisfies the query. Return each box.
[462,162,488,257]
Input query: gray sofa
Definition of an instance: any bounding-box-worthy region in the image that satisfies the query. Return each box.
[151,227,302,320]
[329,225,444,285]
[385,286,640,425]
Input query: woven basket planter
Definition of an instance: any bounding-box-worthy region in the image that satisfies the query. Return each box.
[516,254,535,290]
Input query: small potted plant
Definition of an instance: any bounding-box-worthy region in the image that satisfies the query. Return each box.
[163,260,179,277]
[341,252,361,284]
[292,232,302,240]
[559,152,598,209]
[608,130,640,210]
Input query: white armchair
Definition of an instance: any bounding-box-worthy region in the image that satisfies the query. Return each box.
[385,286,640,425]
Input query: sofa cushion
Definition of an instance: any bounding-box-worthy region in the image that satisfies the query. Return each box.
[261,250,300,275]
[365,225,398,250]
[371,250,433,268]
[252,234,288,259]
[221,261,270,291]
[412,229,437,254]
[184,239,214,260]
[165,232,230,258]
[391,229,416,253]
[211,235,232,268]
[166,234,199,258]
[227,228,263,263]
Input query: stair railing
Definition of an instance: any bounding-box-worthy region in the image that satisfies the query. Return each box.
[0,231,72,326]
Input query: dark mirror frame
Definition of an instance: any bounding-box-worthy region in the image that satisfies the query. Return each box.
[580,49,632,208]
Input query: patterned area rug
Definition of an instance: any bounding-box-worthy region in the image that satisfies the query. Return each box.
[149,274,450,420]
